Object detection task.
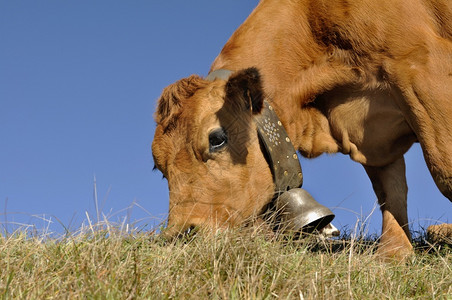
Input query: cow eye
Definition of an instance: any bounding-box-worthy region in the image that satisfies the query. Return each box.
[209,128,228,152]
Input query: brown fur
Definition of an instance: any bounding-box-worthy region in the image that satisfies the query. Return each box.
[427,223,452,244]
[152,0,452,260]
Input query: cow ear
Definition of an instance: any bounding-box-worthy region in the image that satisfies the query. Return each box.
[155,75,207,130]
[225,67,264,114]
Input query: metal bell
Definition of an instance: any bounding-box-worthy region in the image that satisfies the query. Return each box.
[274,188,335,233]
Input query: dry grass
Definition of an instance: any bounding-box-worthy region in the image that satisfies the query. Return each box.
[0,224,451,299]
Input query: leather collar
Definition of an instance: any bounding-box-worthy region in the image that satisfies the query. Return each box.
[206,69,303,194]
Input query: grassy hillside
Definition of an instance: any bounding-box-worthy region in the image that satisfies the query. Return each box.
[0,225,451,299]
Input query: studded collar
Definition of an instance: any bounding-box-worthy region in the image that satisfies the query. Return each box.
[206,69,303,194]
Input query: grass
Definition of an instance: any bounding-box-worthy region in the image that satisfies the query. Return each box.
[0,222,451,300]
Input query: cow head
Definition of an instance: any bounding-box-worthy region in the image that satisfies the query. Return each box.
[152,68,275,236]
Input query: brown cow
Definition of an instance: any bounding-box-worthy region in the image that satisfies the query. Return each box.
[152,0,452,259]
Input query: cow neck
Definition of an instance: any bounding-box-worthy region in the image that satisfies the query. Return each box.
[206,69,303,194]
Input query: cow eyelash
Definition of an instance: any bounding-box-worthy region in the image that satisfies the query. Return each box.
[209,128,228,152]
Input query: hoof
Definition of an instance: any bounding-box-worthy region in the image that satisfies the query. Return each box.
[376,238,414,262]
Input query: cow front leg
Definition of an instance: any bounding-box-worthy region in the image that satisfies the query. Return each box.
[388,38,452,201]
[364,157,413,260]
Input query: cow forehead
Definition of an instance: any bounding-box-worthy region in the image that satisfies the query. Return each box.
[152,81,227,171]
[176,82,228,140]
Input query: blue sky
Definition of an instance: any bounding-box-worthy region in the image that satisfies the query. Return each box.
[1,1,450,236]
